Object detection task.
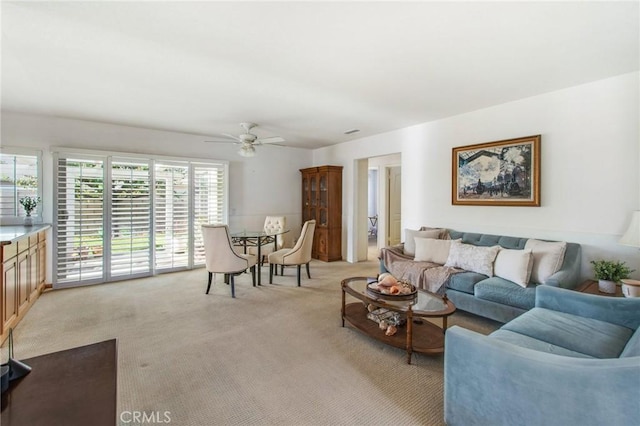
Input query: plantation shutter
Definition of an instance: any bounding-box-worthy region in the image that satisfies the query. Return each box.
[55,156,105,285]
[54,149,228,287]
[109,158,152,278]
[193,164,226,265]
[154,163,190,270]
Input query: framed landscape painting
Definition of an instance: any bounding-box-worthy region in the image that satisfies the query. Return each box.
[452,135,541,207]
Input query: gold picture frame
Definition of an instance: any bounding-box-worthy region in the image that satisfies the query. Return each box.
[452,135,541,207]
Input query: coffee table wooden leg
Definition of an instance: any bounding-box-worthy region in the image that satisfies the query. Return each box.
[406,310,413,364]
[341,288,345,327]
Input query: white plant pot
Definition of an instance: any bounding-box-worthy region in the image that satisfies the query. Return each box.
[598,279,617,294]
[24,216,33,226]
[620,279,640,298]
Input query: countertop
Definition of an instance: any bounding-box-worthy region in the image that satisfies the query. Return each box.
[0,224,51,245]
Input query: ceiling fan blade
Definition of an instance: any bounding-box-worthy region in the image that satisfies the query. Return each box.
[222,133,242,142]
[204,140,241,144]
[257,136,285,144]
[204,133,242,144]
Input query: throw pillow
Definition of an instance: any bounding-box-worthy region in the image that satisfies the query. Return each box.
[524,239,567,284]
[444,240,500,277]
[414,238,457,264]
[419,226,450,240]
[404,228,440,256]
[494,248,534,287]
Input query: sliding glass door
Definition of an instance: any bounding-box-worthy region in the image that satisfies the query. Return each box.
[109,158,152,278]
[54,151,228,287]
[193,164,226,265]
[55,156,105,285]
[154,163,189,271]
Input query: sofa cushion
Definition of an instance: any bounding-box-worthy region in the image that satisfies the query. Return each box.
[404,228,440,256]
[525,239,567,284]
[447,231,528,249]
[474,277,537,310]
[414,238,456,264]
[503,307,633,359]
[446,271,488,294]
[489,329,594,358]
[494,248,533,287]
[620,328,640,358]
[444,241,500,277]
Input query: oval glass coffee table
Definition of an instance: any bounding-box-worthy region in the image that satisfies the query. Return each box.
[341,276,456,364]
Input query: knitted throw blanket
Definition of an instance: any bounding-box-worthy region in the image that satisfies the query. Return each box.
[379,245,463,295]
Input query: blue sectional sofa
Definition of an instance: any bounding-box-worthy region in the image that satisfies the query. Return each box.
[445,230,581,323]
[444,285,640,426]
[379,229,582,323]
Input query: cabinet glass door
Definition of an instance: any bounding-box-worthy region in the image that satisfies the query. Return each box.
[319,175,327,208]
[310,175,317,207]
[302,176,310,221]
[319,209,327,226]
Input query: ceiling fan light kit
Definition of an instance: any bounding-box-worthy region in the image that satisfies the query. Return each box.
[205,122,285,157]
[238,144,256,157]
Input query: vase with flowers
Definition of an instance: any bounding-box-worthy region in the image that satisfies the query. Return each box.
[19,196,40,226]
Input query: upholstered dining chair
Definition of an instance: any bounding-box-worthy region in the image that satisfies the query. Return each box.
[201,224,257,298]
[268,219,316,287]
[248,216,287,265]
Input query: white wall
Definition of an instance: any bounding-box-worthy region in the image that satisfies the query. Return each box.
[1,112,312,248]
[367,169,377,218]
[314,72,640,280]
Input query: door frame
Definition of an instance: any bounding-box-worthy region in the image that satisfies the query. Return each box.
[386,165,402,247]
[354,155,401,262]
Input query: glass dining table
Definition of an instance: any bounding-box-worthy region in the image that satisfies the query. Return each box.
[230,229,290,286]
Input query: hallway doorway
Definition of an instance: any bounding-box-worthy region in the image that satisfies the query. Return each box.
[363,154,401,261]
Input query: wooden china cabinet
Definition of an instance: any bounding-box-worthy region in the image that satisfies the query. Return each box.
[300,165,343,262]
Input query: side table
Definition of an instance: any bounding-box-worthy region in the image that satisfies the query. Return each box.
[1,339,117,426]
[576,279,623,297]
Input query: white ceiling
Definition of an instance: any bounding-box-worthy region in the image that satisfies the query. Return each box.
[2,1,638,149]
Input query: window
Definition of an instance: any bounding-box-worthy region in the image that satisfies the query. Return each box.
[54,149,228,287]
[0,148,41,219]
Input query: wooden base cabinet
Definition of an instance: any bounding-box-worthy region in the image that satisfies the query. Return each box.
[301,165,342,262]
[17,249,29,315]
[1,227,48,345]
[3,254,18,335]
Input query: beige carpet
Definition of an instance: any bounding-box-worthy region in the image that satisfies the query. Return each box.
[3,258,499,426]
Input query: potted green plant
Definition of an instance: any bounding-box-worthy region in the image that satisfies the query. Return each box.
[18,196,40,226]
[590,259,634,294]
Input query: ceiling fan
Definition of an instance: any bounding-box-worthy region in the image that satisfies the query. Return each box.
[205,122,285,157]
